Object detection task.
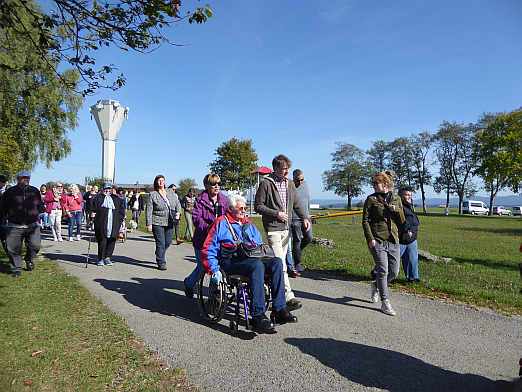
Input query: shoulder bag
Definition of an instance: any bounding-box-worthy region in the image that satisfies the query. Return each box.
[224,217,275,260]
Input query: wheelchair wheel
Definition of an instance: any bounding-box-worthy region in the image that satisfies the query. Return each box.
[197,269,228,322]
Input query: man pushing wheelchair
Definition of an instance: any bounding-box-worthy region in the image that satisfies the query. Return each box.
[201,194,298,333]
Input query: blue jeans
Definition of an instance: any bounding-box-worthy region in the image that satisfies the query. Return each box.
[152,225,173,266]
[185,248,202,289]
[68,211,82,237]
[221,257,286,317]
[286,236,294,270]
[39,213,50,228]
[400,240,419,280]
[291,220,313,265]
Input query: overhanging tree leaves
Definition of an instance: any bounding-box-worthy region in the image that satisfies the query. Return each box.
[0,0,84,180]
[322,143,370,210]
[0,0,213,95]
[209,138,258,191]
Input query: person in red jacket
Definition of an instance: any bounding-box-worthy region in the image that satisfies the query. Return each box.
[63,184,83,241]
[44,182,66,242]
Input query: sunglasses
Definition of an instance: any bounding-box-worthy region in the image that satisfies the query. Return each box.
[295,178,304,182]
[209,182,221,187]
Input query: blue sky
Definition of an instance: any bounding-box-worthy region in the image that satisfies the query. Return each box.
[30,0,522,200]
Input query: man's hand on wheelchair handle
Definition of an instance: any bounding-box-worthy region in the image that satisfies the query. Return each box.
[211,270,222,283]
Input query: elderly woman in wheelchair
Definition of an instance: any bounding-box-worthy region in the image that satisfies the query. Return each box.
[200,194,297,333]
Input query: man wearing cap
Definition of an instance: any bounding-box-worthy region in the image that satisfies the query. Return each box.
[0,171,42,277]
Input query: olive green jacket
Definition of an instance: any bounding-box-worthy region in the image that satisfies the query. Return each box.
[362,192,405,244]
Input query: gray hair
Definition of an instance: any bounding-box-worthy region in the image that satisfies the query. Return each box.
[227,194,246,210]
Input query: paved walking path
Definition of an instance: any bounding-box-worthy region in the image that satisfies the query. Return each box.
[41,229,521,392]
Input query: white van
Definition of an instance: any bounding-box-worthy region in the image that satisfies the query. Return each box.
[513,206,522,216]
[462,200,489,215]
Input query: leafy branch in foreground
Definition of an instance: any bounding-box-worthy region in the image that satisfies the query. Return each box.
[0,0,213,95]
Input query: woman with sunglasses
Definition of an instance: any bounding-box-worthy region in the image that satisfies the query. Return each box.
[362,171,405,316]
[183,173,227,298]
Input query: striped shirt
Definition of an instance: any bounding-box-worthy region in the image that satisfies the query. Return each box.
[272,174,287,213]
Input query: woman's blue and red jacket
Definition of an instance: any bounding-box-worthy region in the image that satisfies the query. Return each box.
[201,212,263,273]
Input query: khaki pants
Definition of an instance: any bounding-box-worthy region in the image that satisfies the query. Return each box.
[267,230,294,302]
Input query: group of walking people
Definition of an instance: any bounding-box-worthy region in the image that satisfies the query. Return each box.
[1,156,422,326]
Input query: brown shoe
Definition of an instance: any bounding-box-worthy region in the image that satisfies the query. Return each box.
[288,269,300,278]
[176,238,184,244]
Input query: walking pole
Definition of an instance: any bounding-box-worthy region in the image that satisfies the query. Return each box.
[85,234,93,268]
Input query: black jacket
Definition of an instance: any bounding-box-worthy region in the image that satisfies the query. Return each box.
[84,191,97,211]
[399,201,419,245]
[92,194,125,240]
[129,194,145,211]
[0,184,42,225]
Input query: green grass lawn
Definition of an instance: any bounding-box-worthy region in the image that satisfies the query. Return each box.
[0,252,195,391]
[253,210,522,314]
[132,207,521,314]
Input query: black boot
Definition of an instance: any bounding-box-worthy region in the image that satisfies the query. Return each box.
[271,307,298,325]
[251,314,276,333]
[26,260,35,271]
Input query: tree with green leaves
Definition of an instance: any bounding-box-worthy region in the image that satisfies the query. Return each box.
[410,131,433,213]
[0,0,212,95]
[388,137,416,189]
[322,143,370,210]
[367,140,390,174]
[177,177,198,198]
[434,121,479,214]
[0,0,84,180]
[209,138,258,191]
[474,109,522,214]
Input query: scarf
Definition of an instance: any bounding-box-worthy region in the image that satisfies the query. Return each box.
[102,194,115,237]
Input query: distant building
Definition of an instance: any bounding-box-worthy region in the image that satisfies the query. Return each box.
[115,183,152,193]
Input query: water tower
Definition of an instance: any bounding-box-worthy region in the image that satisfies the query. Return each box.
[90,100,129,183]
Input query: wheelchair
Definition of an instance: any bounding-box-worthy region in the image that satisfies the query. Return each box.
[196,267,272,334]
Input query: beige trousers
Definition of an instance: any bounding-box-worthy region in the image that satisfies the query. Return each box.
[267,230,294,302]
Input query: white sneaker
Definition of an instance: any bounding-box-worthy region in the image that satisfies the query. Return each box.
[53,236,58,242]
[381,299,396,316]
[69,237,74,242]
[370,280,379,303]
[76,235,81,241]
[58,237,63,242]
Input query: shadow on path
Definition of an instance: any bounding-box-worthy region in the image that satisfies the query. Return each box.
[293,289,380,312]
[94,277,255,340]
[43,252,159,270]
[285,338,516,392]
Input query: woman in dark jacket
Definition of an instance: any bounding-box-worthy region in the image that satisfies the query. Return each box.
[362,171,405,316]
[183,173,227,298]
[398,187,422,283]
[92,182,125,266]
